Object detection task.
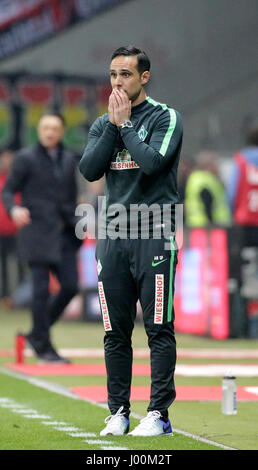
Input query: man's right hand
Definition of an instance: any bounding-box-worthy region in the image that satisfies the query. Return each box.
[11,206,31,228]
[108,91,116,125]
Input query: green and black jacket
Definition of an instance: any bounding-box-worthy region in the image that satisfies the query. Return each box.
[79,96,183,237]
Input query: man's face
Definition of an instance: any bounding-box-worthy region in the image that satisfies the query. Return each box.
[37,115,65,149]
[110,55,148,103]
[0,151,13,172]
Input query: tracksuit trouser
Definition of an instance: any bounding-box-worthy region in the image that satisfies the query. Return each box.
[96,236,178,419]
[28,245,78,353]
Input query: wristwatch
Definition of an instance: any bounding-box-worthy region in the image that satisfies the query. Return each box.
[119,120,133,129]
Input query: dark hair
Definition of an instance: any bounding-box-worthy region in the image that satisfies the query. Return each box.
[111,45,150,75]
[40,110,66,127]
[246,124,258,147]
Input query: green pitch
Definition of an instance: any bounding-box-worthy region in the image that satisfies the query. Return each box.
[0,372,219,451]
[0,307,258,451]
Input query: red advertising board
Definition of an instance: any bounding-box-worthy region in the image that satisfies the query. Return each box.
[174,228,229,339]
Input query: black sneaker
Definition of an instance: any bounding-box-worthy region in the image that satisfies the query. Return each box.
[26,333,46,357]
[37,348,71,364]
[26,335,70,364]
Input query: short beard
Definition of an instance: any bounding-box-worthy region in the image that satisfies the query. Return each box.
[129,88,142,104]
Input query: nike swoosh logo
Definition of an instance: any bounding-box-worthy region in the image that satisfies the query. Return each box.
[151,258,168,267]
[163,421,171,433]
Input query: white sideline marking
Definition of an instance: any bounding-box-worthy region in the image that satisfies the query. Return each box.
[1,366,82,400]
[0,403,26,408]
[24,414,52,419]
[9,408,38,414]
[0,402,51,420]
[173,427,235,450]
[175,364,258,377]
[0,394,111,449]
[53,426,80,432]
[20,347,258,359]
[0,366,235,450]
[68,432,96,437]
[84,439,114,445]
[177,349,258,359]
[42,421,68,426]
[101,446,130,450]
[128,410,236,451]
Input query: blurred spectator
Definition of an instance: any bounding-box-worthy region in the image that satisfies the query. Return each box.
[177,157,194,203]
[0,149,24,307]
[2,112,82,363]
[227,123,258,241]
[184,150,231,227]
[227,123,258,299]
[81,178,105,207]
[76,177,105,238]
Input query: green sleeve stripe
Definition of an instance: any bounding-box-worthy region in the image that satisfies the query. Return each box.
[167,236,175,322]
[159,108,177,156]
[146,96,177,157]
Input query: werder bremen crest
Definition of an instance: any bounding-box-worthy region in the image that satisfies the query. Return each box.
[138,125,148,141]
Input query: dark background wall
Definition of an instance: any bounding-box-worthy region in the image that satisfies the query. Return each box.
[1,0,257,157]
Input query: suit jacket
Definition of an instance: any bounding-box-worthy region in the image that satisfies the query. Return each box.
[2,142,81,263]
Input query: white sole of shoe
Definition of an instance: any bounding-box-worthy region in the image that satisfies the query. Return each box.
[128,432,173,437]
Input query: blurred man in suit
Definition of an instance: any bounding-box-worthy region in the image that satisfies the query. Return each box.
[2,112,81,363]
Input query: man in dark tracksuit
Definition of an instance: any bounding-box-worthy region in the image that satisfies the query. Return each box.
[2,113,81,363]
[79,46,183,436]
